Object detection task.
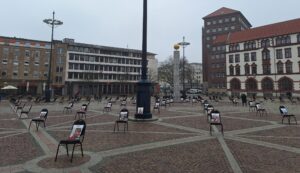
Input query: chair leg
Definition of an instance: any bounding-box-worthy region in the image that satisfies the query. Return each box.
[28,120,33,130]
[36,122,39,131]
[288,117,291,125]
[66,144,69,156]
[221,124,224,135]
[294,116,297,125]
[209,125,212,135]
[127,122,128,131]
[71,144,76,162]
[55,144,61,161]
[80,143,83,157]
[114,122,117,132]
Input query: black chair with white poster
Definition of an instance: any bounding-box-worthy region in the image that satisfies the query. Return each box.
[114,108,129,132]
[209,110,223,135]
[55,119,86,162]
[279,105,297,125]
[28,108,48,131]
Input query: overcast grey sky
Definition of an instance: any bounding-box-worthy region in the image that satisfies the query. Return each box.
[1,0,299,63]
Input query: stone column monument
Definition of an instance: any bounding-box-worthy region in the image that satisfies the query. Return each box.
[173,44,181,102]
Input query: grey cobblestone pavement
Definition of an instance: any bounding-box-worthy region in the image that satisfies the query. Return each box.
[0,97,299,173]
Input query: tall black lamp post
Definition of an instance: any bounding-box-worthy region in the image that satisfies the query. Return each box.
[135,0,152,119]
[178,36,190,98]
[43,11,63,102]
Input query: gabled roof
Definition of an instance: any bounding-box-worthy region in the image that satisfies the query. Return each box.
[203,7,239,19]
[214,18,300,44]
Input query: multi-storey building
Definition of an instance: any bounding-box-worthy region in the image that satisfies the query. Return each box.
[0,36,67,95]
[63,38,156,97]
[190,62,203,88]
[0,36,157,97]
[202,7,251,94]
[215,18,300,97]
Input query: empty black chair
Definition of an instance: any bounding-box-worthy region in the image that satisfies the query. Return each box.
[114,108,129,132]
[29,109,48,131]
[209,110,223,135]
[19,104,32,118]
[55,119,86,162]
[279,106,297,125]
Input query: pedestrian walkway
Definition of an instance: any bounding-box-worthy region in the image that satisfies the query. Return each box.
[0,98,299,173]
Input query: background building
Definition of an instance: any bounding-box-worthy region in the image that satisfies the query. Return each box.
[0,36,157,97]
[0,36,67,96]
[202,7,251,95]
[189,62,203,89]
[215,18,300,97]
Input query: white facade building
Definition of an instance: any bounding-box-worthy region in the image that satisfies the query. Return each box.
[215,18,300,97]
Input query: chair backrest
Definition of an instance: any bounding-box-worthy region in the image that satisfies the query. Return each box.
[210,110,221,123]
[279,105,288,115]
[256,103,261,109]
[68,102,74,108]
[106,102,112,107]
[40,108,48,120]
[119,108,129,121]
[207,105,214,114]
[204,103,209,110]
[69,119,86,142]
[137,107,144,114]
[154,102,160,108]
[28,105,33,112]
[81,104,88,111]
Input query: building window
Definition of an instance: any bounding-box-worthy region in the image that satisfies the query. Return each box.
[286,61,293,73]
[1,71,7,77]
[229,65,234,76]
[262,49,270,60]
[231,17,236,21]
[263,64,271,74]
[251,52,256,61]
[297,34,300,43]
[251,64,257,75]
[25,50,30,57]
[285,48,292,58]
[206,21,211,25]
[231,26,235,30]
[229,55,234,63]
[235,54,240,62]
[235,65,240,75]
[276,49,283,59]
[261,39,270,48]
[244,53,249,62]
[298,47,300,57]
[261,78,274,91]
[245,64,250,75]
[277,61,284,74]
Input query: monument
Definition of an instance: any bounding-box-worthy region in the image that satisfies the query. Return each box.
[173,44,181,102]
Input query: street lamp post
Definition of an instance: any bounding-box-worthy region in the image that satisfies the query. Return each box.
[135,0,153,119]
[178,36,190,98]
[43,11,63,102]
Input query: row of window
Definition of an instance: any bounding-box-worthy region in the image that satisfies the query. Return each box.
[211,54,226,60]
[1,71,48,78]
[68,63,141,73]
[229,60,297,76]
[67,72,140,81]
[229,47,300,64]
[68,46,142,58]
[206,17,236,26]
[229,34,300,52]
[69,53,142,65]
[206,25,236,34]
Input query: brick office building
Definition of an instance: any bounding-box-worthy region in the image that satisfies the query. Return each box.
[202,7,251,95]
[0,36,67,95]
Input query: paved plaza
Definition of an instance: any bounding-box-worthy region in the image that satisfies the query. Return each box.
[0,97,300,173]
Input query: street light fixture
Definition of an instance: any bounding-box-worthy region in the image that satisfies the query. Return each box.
[178,36,190,98]
[43,11,63,102]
